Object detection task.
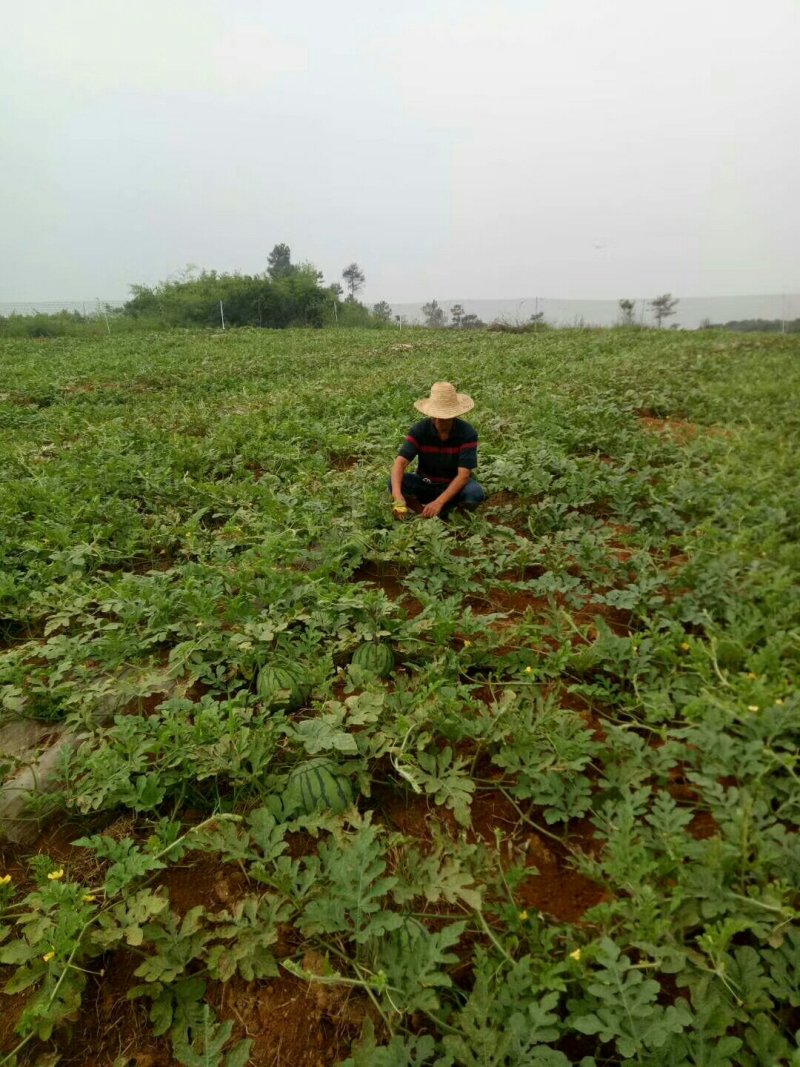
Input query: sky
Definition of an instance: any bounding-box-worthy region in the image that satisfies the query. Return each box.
[2,0,798,304]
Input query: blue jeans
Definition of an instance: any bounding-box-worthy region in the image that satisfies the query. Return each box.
[388,472,486,512]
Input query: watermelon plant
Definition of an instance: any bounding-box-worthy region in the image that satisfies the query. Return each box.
[1,326,798,1065]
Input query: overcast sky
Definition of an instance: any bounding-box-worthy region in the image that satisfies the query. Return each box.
[2,0,798,303]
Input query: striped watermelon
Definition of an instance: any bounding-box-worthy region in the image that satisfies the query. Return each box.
[256,663,309,711]
[284,758,354,815]
[351,642,395,678]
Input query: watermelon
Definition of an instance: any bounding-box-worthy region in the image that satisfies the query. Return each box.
[256,663,309,711]
[351,642,395,678]
[284,758,354,815]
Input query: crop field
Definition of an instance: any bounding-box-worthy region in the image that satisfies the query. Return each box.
[0,327,798,1066]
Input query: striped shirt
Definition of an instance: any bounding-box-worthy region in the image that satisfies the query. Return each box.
[398,418,479,484]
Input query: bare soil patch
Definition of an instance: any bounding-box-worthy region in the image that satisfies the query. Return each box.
[379,785,606,925]
[350,561,423,618]
[637,410,731,443]
[486,491,520,507]
[329,453,359,471]
[574,599,634,636]
[466,588,557,617]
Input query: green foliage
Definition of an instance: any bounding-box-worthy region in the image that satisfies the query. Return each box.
[443,954,569,1066]
[412,745,475,827]
[707,317,800,333]
[1,326,799,1064]
[298,816,403,944]
[567,938,691,1059]
[123,263,331,328]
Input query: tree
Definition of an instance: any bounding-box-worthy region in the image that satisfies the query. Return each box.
[373,301,393,322]
[296,260,323,283]
[461,313,485,330]
[450,304,465,328]
[342,262,366,301]
[422,300,447,328]
[618,299,636,326]
[123,262,331,329]
[649,293,679,328]
[267,243,294,280]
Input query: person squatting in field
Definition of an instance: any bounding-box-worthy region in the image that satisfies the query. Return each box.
[389,382,486,520]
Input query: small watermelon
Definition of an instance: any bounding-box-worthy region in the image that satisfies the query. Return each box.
[284,758,354,815]
[257,663,309,711]
[351,642,395,678]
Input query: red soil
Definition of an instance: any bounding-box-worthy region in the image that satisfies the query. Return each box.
[637,411,731,443]
[380,786,606,926]
[350,561,423,618]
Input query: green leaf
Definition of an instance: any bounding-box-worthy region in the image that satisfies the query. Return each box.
[293,713,359,755]
[377,920,464,1014]
[299,819,401,943]
[444,963,569,1067]
[415,747,475,827]
[173,1004,234,1067]
[568,938,690,1059]
[744,1013,793,1066]
[339,1016,439,1066]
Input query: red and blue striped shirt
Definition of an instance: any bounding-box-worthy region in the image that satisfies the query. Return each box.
[398,418,479,483]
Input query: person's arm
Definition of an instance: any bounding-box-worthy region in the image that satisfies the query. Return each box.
[392,425,419,514]
[391,455,409,503]
[422,467,471,517]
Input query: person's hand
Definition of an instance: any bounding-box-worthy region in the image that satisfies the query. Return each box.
[392,502,409,521]
[422,499,444,518]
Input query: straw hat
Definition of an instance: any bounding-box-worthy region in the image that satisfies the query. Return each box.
[414,382,474,418]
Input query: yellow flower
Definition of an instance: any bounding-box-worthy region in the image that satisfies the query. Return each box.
[518,910,529,921]
[462,639,472,647]
[83,894,97,903]
[524,666,533,674]
[569,948,582,961]
[747,705,759,713]
[47,869,64,881]
[775,699,784,706]
[680,642,690,651]
[0,874,11,886]
[43,951,55,962]
[747,672,757,680]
